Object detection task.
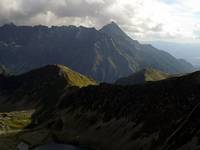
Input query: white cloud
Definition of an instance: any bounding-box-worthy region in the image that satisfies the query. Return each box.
[0,0,199,42]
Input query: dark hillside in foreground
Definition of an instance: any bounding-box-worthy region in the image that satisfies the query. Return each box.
[0,65,199,150]
[0,63,199,150]
[46,71,200,150]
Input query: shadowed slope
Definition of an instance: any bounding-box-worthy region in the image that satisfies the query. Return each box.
[0,66,199,150]
[39,71,200,150]
[0,64,96,110]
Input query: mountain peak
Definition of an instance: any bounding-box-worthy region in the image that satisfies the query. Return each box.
[106,21,120,28]
[100,22,128,38]
[2,22,16,28]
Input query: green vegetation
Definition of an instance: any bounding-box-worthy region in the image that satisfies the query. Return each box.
[144,68,171,81]
[115,68,172,85]
[0,110,33,132]
[57,64,97,87]
[0,110,33,150]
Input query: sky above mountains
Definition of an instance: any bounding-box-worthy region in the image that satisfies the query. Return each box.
[0,0,200,42]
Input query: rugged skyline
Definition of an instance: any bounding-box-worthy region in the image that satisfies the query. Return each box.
[0,22,194,82]
[0,0,200,42]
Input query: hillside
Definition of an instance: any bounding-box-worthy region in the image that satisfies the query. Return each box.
[0,23,195,82]
[39,71,200,150]
[0,67,199,150]
[0,64,96,110]
[115,68,172,85]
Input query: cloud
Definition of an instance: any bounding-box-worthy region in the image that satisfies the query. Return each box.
[0,0,199,42]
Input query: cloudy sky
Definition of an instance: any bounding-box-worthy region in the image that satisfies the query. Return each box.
[0,0,200,42]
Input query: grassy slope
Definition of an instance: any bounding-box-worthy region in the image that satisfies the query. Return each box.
[57,64,96,87]
[0,110,33,131]
[115,68,172,85]
[0,110,34,150]
[144,68,171,81]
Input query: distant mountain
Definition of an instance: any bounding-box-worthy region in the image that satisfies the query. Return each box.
[115,68,171,85]
[0,66,200,150]
[0,22,195,82]
[100,21,133,40]
[100,22,194,75]
[147,41,200,68]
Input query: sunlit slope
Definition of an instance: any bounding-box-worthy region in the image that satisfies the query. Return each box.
[115,68,172,85]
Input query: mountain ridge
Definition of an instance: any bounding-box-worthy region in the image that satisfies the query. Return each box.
[0,64,96,111]
[0,22,195,82]
[115,68,172,85]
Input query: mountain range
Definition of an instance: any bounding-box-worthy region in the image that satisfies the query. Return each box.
[0,22,195,82]
[0,64,200,150]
